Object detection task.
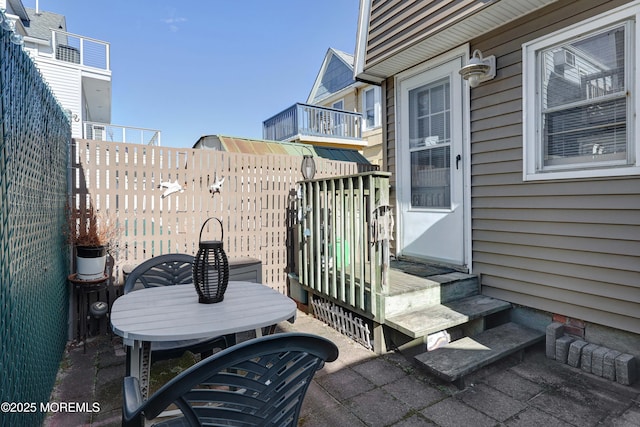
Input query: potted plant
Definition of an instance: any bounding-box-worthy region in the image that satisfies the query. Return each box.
[67,204,121,281]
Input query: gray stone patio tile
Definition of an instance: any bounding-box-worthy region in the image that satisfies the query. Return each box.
[528,387,615,427]
[345,387,412,427]
[315,367,375,401]
[382,375,447,410]
[420,397,498,427]
[383,350,417,372]
[333,341,377,366]
[390,414,438,426]
[504,407,575,427]
[93,363,124,417]
[457,383,527,421]
[482,368,545,402]
[314,356,350,377]
[610,405,640,427]
[300,381,340,417]
[352,357,408,386]
[508,350,573,387]
[297,403,367,427]
[393,414,436,427]
[462,351,524,386]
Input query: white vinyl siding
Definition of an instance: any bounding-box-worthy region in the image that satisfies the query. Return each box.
[33,58,83,138]
[523,2,640,180]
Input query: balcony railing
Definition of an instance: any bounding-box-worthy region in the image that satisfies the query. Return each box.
[51,30,110,71]
[263,103,362,142]
[83,122,161,145]
[295,171,392,320]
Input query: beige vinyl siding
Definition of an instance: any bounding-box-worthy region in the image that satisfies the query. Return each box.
[468,0,640,334]
[382,78,398,254]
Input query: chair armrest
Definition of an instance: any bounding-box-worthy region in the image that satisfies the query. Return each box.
[122,376,144,427]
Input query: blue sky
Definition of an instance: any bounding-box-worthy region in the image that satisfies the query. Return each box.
[23,1,360,148]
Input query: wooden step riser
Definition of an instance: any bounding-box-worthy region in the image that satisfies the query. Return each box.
[384,276,479,318]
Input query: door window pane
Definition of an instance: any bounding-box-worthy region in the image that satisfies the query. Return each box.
[411,147,451,208]
[408,78,451,208]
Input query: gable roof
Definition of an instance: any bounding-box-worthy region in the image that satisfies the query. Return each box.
[23,7,66,41]
[193,135,371,165]
[307,48,357,104]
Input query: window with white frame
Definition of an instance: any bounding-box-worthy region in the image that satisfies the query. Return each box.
[332,100,344,110]
[523,3,639,180]
[362,86,381,129]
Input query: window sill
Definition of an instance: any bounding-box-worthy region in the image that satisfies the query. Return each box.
[523,164,640,181]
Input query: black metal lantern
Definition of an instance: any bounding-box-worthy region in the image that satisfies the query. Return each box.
[193,217,229,304]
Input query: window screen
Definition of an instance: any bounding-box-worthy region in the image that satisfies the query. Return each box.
[540,24,628,169]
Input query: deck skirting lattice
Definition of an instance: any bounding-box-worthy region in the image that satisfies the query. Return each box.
[311,298,372,350]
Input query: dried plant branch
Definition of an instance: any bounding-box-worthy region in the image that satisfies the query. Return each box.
[66,203,122,252]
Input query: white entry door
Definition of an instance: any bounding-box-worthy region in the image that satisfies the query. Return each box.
[397,53,467,267]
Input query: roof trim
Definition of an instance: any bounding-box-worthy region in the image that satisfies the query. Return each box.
[9,0,29,21]
[355,0,559,80]
[306,48,355,104]
[353,0,372,81]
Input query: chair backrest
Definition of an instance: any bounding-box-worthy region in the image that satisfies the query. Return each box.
[122,332,339,427]
[123,253,194,294]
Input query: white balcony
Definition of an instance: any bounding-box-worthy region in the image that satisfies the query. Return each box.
[46,29,110,71]
[83,122,161,146]
[263,103,363,143]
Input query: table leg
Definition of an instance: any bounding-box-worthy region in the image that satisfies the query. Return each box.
[129,341,152,399]
[140,341,151,399]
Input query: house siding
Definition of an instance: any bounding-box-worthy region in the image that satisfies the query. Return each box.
[468,0,640,334]
[366,0,485,67]
[382,78,397,253]
[381,0,640,334]
[32,58,83,137]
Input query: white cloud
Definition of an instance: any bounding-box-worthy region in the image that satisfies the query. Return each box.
[164,17,187,32]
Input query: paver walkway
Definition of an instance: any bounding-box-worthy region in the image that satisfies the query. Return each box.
[45,310,640,426]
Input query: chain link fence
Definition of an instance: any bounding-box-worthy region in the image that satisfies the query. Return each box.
[0,24,71,427]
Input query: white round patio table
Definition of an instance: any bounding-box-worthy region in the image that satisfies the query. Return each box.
[111,281,297,397]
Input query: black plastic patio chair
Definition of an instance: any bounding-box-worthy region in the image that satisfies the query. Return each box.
[123,253,233,366]
[122,332,339,427]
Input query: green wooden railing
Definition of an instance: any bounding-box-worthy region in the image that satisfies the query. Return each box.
[296,172,393,320]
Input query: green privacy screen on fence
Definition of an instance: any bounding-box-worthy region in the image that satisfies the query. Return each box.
[0,23,71,427]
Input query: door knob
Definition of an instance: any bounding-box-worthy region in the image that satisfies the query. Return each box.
[456,154,461,170]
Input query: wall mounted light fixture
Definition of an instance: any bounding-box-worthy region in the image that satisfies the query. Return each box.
[459,49,496,87]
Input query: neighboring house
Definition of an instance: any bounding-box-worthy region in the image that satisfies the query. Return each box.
[354,0,640,349]
[20,4,110,140]
[9,1,159,144]
[307,48,383,166]
[262,48,383,166]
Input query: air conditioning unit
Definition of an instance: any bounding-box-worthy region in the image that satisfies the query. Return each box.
[91,125,105,141]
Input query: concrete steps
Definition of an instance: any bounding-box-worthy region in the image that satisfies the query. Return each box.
[414,322,545,389]
[384,260,543,388]
[386,295,512,338]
